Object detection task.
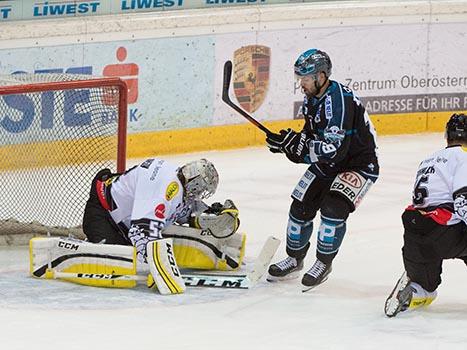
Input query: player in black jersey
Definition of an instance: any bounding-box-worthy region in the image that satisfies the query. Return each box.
[266,49,379,291]
[385,114,467,317]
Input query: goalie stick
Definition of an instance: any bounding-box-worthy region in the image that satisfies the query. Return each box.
[39,236,280,290]
[50,271,251,289]
[222,60,273,136]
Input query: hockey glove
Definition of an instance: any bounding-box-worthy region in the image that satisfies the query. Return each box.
[266,128,311,164]
[189,199,240,238]
[266,129,297,154]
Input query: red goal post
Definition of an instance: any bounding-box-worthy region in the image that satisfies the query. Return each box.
[0,74,128,244]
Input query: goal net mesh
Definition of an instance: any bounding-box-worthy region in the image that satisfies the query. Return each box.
[0,74,127,244]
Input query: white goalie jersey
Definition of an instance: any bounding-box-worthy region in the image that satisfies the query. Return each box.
[411,145,467,225]
[108,158,191,237]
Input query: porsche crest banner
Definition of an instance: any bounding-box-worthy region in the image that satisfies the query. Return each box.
[233,45,271,113]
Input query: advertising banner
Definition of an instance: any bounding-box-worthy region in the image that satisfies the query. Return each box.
[0,37,215,145]
[1,11,467,149]
[0,0,291,21]
[213,22,467,125]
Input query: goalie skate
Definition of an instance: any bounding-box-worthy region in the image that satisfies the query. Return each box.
[384,271,412,317]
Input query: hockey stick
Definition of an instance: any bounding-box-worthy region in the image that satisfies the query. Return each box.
[43,236,280,290]
[180,235,281,288]
[50,271,250,289]
[222,60,273,136]
[246,236,280,286]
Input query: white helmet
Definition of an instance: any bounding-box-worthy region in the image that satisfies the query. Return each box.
[178,159,219,200]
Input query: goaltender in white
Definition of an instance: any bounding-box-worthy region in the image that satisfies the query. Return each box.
[79,157,244,294]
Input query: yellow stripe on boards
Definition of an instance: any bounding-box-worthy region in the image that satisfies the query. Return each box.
[4,111,466,171]
[126,111,463,158]
[0,135,116,171]
[126,121,293,158]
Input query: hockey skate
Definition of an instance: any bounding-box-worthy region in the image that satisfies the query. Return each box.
[301,259,332,292]
[267,256,303,282]
[385,271,437,317]
[384,271,413,317]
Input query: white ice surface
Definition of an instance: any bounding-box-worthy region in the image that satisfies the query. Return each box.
[1,133,467,350]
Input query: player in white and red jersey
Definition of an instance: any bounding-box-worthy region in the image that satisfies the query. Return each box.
[82,158,242,268]
[385,113,467,317]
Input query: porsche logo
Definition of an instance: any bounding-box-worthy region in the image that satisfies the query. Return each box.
[233,45,271,113]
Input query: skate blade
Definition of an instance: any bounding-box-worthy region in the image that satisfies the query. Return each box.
[266,271,300,282]
[384,271,410,317]
[301,275,329,293]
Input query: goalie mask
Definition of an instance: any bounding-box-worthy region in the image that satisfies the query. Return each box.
[178,159,219,200]
[445,113,467,143]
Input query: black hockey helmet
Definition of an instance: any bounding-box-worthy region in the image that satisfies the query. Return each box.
[445,113,467,143]
[294,49,332,78]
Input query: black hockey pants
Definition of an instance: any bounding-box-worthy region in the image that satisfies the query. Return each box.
[287,163,379,264]
[402,209,467,292]
[82,169,129,245]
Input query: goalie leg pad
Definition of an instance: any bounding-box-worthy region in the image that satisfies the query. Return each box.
[162,225,246,271]
[29,237,137,288]
[146,238,186,295]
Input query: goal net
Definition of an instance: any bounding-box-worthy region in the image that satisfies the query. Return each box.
[0,74,127,245]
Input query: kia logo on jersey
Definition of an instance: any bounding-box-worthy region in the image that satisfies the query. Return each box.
[155,203,166,219]
[338,172,363,188]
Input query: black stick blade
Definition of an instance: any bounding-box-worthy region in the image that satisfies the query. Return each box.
[222,60,233,102]
[221,59,273,136]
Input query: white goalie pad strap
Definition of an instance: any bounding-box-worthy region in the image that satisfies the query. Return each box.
[162,225,245,270]
[330,171,374,209]
[146,238,186,295]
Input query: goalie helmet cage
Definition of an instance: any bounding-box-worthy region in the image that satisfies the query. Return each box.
[0,74,127,245]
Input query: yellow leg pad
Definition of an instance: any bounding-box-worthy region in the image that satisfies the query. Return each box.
[147,239,185,295]
[30,237,137,288]
[61,264,137,288]
[172,231,246,271]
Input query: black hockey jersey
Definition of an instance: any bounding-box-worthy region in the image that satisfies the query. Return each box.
[300,81,378,175]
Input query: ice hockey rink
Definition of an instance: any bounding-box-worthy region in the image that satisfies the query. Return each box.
[1,133,467,350]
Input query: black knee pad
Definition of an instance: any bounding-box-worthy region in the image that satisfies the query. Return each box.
[290,199,318,222]
[320,193,352,220]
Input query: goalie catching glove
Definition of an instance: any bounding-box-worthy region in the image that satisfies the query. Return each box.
[189,199,240,238]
